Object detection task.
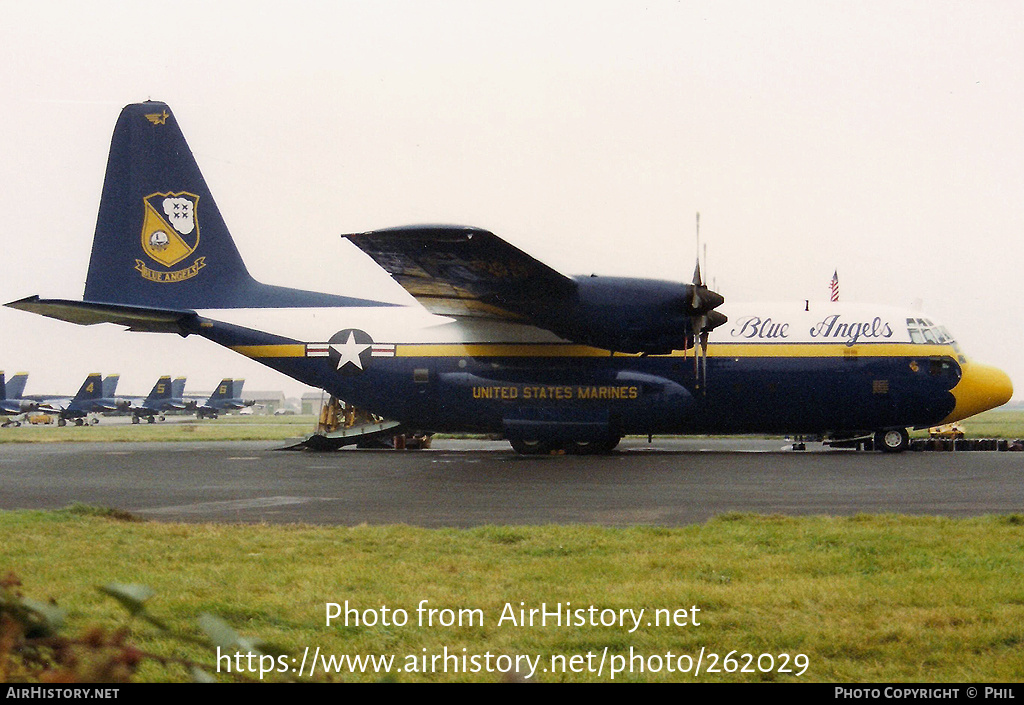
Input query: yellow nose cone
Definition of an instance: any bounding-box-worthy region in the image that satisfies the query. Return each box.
[943,360,1014,423]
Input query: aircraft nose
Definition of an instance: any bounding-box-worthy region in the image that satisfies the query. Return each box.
[943,360,1014,423]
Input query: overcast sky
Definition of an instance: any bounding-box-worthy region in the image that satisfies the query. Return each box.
[1,1,1021,402]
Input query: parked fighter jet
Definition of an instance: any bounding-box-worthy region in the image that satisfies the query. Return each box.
[196,379,248,419]
[0,372,33,426]
[40,373,130,426]
[131,375,187,423]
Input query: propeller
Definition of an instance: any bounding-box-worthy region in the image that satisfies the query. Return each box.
[688,213,727,392]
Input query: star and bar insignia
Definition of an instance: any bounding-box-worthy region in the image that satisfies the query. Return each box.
[306,330,395,375]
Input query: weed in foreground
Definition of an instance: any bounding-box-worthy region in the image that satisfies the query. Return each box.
[0,572,286,683]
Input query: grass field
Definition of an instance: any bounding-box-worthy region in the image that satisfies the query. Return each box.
[3,508,1024,682]
[0,414,320,443]
[2,409,1023,444]
[947,409,1024,440]
[4,410,1023,682]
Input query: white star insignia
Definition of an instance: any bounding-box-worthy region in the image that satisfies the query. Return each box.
[331,331,371,370]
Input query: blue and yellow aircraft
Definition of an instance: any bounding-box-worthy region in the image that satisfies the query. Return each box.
[195,379,248,419]
[34,373,129,426]
[131,375,187,423]
[1,372,32,425]
[6,102,1013,452]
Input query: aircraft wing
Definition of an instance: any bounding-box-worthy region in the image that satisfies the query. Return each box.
[92,401,124,412]
[343,225,578,321]
[35,400,70,413]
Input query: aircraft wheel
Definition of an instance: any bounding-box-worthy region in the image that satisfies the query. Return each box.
[566,435,622,455]
[147,416,155,424]
[90,417,100,425]
[131,416,140,424]
[1,421,10,428]
[875,428,910,453]
[58,418,67,427]
[509,438,554,455]
[158,415,165,422]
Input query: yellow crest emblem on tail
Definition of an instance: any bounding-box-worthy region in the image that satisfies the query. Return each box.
[136,192,207,283]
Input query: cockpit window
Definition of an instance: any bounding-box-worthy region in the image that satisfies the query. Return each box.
[906,318,957,346]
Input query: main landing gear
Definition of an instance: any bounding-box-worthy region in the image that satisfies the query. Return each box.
[55,416,99,427]
[509,436,622,455]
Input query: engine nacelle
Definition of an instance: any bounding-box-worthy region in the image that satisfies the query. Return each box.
[522,276,725,354]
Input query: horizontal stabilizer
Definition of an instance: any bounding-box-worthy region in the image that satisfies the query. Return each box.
[6,296,194,333]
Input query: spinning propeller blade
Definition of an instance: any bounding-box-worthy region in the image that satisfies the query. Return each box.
[687,212,726,393]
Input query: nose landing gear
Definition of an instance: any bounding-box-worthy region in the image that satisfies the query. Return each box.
[875,428,910,453]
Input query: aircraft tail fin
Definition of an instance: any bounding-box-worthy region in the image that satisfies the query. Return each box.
[73,374,104,402]
[6,373,28,400]
[209,378,233,404]
[81,101,384,312]
[232,379,245,400]
[0,373,12,415]
[171,377,186,400]
[102,374,120,398]
[144,376,173,405]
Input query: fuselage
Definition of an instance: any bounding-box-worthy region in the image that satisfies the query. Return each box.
[189,300,1012,440]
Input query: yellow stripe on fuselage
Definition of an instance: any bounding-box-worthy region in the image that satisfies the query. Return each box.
[231,344,307,358]
[396,344,618,358]
[229,341,959,360]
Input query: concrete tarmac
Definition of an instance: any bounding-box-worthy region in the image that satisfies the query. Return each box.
[1,438,1022,526]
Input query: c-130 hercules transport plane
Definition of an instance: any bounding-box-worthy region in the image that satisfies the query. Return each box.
[7,102,1013,453]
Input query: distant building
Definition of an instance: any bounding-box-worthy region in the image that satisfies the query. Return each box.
[245,391,286,415]
[302,391,331,416]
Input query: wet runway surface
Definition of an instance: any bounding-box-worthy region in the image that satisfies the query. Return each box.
[1,438,1022,526]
